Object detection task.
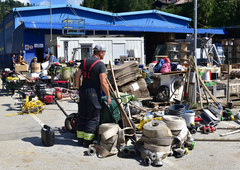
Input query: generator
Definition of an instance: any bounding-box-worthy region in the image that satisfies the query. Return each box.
[36,83,56,104]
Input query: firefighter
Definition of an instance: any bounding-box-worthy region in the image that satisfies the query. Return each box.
[18,55,23,62]
[75,44,111,147]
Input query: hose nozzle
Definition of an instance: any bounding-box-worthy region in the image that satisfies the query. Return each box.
[87,147,96,156]
[144,156,152,166]
[204,127,211,134]
[154,160,163,166]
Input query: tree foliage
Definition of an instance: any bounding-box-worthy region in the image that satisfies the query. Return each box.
[161,0,240,28]
[81,0,153,13]
[81,0,240,28]
[0,0,34,23]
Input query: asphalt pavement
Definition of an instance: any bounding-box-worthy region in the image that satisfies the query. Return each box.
[0,82,240,170]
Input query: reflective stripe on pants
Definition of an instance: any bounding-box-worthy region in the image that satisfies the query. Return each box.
[84,133,95,141]
[77,131,84,139]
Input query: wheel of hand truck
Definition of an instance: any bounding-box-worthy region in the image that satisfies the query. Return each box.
[64,113,79,134]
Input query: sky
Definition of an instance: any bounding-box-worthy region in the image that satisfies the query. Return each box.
[2,0,84,6]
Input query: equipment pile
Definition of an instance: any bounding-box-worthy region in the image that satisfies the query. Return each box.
[108,61,150,98]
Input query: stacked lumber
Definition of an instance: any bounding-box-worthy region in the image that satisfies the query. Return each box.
[108,61,150,98]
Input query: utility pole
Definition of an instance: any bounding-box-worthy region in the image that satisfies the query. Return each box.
[194,0,197,65]
[50,0,52,42]
[193,0,197,104]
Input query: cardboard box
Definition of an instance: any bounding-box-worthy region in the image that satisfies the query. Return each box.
[32,63,41,73]
[15,64,29,72]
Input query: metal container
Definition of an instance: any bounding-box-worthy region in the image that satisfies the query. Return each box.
[60,67,71,80]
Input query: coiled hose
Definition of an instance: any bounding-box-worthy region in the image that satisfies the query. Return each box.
[5,98,46,117]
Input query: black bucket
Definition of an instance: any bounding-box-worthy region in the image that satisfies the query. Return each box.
[167,104,186,118]
[41,125,55,146]
[228,101,233,109]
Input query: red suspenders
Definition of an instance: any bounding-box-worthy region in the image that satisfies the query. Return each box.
[83,58,101,79]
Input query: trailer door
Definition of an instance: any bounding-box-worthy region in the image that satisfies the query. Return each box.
[113,43,125,60]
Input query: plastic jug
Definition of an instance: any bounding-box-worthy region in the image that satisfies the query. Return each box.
[41,125,55,146]
[149,63,157,75]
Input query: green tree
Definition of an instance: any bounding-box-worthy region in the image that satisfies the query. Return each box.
[0,2,4,22]
[161,0,240,28]
[0,0,32,23]
[161,2,194,27]
[92,0,108,11]
[81,0,153,13]
[197,0,215,27]
[211,0,240,27]
[81,0,95,9]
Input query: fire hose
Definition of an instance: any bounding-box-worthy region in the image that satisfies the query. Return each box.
[162,115,186,131]
[142,120,172,138]
[88,123,135,157]
[163,115,193,140]
[162,115,194,156]
[135,140,163,166]
[135,120,173,166]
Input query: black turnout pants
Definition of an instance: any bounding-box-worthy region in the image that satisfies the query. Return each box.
[77,87,101,141]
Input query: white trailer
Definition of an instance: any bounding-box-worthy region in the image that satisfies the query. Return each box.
[50,36,145,64]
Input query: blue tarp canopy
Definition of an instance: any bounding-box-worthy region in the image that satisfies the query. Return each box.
[23,22,227,35]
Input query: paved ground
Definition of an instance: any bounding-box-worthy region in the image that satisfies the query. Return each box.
[1,84,240,170]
